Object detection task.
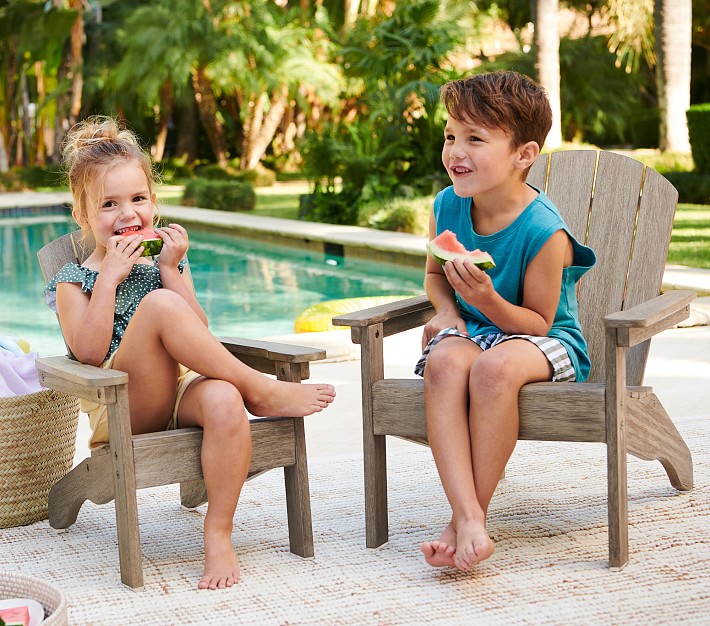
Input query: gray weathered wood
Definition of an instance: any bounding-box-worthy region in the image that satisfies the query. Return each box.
[337,150,695,570]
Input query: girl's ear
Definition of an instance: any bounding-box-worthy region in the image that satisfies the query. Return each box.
[72,208,87,229]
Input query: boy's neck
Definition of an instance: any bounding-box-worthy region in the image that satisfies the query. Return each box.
[470,182,538,236]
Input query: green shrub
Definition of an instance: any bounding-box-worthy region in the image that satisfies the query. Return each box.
[0,170,24,191]
[182,179,256,211]
[158,157,193,182]
[687,104,710,174]
[663,171,710,205]
[193,163,276,187]
[18,165,64,188]
[358,196,431,235]
[298,190,359,225]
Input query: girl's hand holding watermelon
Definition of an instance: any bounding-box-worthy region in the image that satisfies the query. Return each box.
[155,223,189,269]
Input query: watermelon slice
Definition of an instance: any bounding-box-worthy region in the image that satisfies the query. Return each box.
[426,230,495,270]
[120,227,163,257]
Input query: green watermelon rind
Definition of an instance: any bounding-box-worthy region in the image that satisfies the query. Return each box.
[426,240,495,270]
[139,238,164,257]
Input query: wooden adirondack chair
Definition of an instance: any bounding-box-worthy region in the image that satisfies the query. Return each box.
[334,150,695,569]
[36,231,325,588]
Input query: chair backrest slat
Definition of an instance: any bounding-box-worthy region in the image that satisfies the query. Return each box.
[528,150,677,385]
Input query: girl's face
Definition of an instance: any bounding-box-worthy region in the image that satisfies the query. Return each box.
[441,115,523,199]
[82,160,156,249]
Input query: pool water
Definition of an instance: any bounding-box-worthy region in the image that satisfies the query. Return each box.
[1,214,424,357]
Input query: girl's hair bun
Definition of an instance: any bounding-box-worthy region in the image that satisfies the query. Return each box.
[62,115,141,169]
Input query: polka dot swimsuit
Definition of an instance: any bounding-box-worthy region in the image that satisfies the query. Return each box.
[45,259,186,363]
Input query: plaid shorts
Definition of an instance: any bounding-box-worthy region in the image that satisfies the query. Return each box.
[414,327,576,382]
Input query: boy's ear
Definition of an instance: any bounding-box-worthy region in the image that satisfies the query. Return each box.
[517,141,540,170]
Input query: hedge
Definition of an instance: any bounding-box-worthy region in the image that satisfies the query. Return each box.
[687,103,710,174]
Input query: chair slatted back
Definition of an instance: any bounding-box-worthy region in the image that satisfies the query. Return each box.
[527,150,678,385]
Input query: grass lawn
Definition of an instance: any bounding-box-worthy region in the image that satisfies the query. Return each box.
[668,204,710,269]
[157,185,709,270]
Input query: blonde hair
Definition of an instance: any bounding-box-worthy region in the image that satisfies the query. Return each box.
[62,116,159,230]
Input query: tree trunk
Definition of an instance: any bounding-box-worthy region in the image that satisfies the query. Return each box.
[240,88,288,171]
[176,99,198,164]
[534,0,562,150]
[191,66,228,167]
[153,81,173,162]
[655,0,691,153]
[68,0,84,126]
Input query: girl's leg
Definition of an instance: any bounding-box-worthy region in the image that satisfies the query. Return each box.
[177,378,252,590]
[453,339,552,571]
[421,337,482,568]
[112,289,335,433]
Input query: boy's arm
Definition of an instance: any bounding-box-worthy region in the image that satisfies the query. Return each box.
[422,211,468,346]
[448,229,570,336]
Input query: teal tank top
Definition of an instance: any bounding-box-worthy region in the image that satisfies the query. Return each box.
[433,185,596,381]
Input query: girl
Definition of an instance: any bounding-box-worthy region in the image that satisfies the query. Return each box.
[45,116,336,590]
[416,72,595,571]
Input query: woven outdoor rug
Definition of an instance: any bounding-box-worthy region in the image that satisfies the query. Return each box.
[2,414,709,625]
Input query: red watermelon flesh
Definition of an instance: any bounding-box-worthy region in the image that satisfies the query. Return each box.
[426,229,495,270]
[119,227,163,257]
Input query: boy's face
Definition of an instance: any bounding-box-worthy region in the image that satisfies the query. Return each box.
[441,115,523,198]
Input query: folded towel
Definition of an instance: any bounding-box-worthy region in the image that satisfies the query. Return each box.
[0,350,44,397]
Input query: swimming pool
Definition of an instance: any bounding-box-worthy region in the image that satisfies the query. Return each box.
[1,213,424,357]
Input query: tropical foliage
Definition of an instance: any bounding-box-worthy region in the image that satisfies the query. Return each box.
[1,0,707,223]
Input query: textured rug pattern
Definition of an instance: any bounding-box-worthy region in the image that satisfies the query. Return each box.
[2,416,709,625]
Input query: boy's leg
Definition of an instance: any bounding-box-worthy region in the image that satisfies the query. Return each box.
[177,378,252,590]
[421,337,482,567]
[112,289,334,433]
[452,338,552,570]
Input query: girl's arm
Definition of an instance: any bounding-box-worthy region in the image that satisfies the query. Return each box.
[446,229,572,336]
[422,210,469,347]
[156,224,209,326]
[57,234,147,365]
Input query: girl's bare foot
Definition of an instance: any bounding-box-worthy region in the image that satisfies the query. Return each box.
[246,380,336,417]
[198,527,240,590]
[421,522,457,567]
[454,519,494,571]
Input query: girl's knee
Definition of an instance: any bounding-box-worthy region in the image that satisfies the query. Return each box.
[137,288,188,315]
[200,383,249,435]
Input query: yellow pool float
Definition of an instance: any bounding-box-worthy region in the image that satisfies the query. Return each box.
[294,295,412,333]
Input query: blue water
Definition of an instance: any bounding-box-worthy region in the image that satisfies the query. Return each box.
[0,213,424,357]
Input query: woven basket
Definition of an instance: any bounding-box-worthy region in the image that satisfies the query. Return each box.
[0,389,79,528]
[0,570,68,626]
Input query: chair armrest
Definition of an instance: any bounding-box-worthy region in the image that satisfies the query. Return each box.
[219,337,326,380]
[333,294,434,342]
[36,355,127,405]
[604,289,696,348]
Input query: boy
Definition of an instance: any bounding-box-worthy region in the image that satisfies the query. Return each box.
[416,71,596,571]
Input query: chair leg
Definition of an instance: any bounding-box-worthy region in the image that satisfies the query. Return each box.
[106,388,143,589]
[626,393,693,491]
[48,451,115,529]
[180,479,208,509]
[284,418,314,558]
[364,429,389,548]
[606,329,629,570]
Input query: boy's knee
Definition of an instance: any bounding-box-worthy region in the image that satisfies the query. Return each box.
[470,352,517,393]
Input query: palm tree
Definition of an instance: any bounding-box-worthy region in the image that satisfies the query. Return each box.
[655,0,692,152]
[534,0,562,149]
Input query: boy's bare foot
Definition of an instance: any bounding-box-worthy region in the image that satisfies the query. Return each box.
[198,527,240,590]
[421,522,457,567]
[454,519,494,571]
[246,380,336,417]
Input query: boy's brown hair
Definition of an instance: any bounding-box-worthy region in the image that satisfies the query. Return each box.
[440,71,552,151]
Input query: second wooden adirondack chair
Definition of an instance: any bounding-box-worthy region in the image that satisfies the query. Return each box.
[334,150,695,569]
[37,230,325,588]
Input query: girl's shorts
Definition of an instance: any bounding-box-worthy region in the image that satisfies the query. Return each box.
[414,328,576,382]
[81,351,202,449]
